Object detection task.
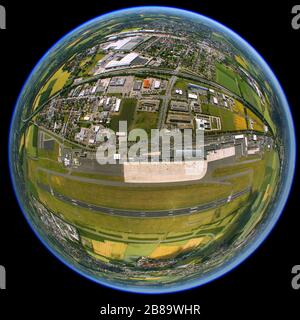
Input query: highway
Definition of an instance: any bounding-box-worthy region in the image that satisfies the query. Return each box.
[38,182,251,218]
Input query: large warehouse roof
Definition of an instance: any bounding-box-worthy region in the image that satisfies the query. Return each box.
[105,52,139,69]
[104,37,133,50]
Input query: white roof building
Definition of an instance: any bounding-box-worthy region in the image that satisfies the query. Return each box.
[234,134,244,139]
[104,37,135,51]
[114,99,121,112]
[154,80,161,89]
[91,85,98,94]
[188,93,197,100]
[195,118,205,130]
[105,52,139,69]
[213,97,218,104]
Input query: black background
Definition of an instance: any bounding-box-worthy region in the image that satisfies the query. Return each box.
[0,0,299,318]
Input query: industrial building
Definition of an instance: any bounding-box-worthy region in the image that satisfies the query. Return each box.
[143,79,152,89]
[170,101,189,112]
[188,93,198,100]
[105,52,139,69]
[133,80,142,91]
[154,80,161,89]
[109,77,126,86]
[103,37,143,51]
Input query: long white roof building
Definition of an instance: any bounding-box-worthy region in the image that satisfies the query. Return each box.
[105,52,139,69]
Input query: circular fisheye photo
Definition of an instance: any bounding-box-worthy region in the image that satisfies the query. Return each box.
[9,6,295,294]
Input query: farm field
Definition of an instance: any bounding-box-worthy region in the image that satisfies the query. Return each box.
[215,63,241,96]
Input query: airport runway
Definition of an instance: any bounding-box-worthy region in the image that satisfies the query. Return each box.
[38,182,251,218]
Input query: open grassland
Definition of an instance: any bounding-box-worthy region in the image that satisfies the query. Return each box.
[239,79,263,114]
[33,64,70,110]
[174,78,188,91]
[79,52,105,76]
[25,125,38,158]
[42,65,70,97]
[121,27,140,32]
[34,183,248,237]
[66,38,82,49]
[37,138,59,161]
[215,63,266,117]
[79,56,92,67]
[212,150,279,193]
[246,108,265,132]
[83,235,213,262]
[32,79,56,111]
[237,151,280,238]
[39,172,233,211]
[215,63,241,96]
[232,99,246,115]
[50,66,70,95]
[110,98,137,132]
[235,55,249,69]
[132,111,158,134]
[201,104,247,131]
[34,182,252,263]
[233,114,248,130]
[263,107,276,134]
[70,171,124,182]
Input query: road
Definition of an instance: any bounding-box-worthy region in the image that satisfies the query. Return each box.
[38,182,251,218]
[157,65,180,128]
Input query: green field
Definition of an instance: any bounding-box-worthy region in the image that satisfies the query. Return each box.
[246,109,265,132]
[235,55,249,70]
[132,111,159,134]
[174,78,188,91]
[25,125,38,158]
[39,171,233,211]
[239,79,263,113]
[263,108,276,134]
[34,182,248,236]
[201,104,241,132]
[33,64,71,111]
[70,171,124,182]
[212,150,279,193]
[110,98,137,132]
[35,79,56,109]
[215,63,241,96]
[79,52,105,76]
